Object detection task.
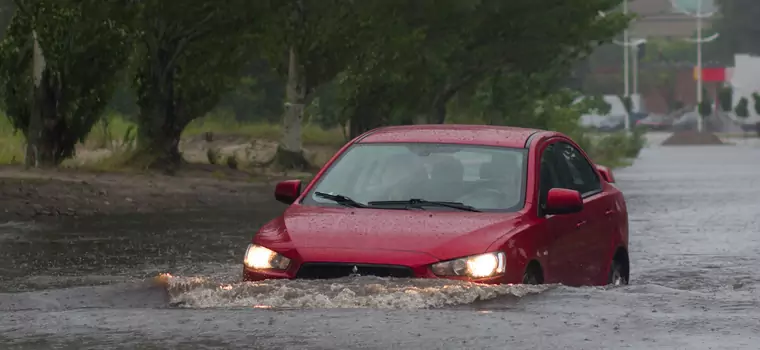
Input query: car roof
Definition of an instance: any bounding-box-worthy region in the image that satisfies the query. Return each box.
[356,124,544,148]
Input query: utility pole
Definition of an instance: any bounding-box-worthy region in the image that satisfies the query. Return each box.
[632,45,640,97]
[670,0,719,133]
[613,36,647,125]
[622,0,630,131]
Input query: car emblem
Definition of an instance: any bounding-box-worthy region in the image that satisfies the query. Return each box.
[349,265,360,277]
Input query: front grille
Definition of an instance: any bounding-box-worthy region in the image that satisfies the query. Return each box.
[295,263,414,279]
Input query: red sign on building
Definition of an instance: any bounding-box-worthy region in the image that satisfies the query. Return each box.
[693,67,733,82]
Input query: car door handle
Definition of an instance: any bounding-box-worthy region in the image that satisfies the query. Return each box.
[575,220,587,229]
[604,209,615,216]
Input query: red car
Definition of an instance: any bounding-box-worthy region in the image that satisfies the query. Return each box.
[243,125,629,286]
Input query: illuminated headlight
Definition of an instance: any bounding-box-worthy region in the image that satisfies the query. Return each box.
[243,244,291,270]
[431,252,506,278]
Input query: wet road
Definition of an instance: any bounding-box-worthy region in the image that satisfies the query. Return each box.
[1,137,760,349]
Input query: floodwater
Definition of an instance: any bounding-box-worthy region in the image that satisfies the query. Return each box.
[1,135,760,349]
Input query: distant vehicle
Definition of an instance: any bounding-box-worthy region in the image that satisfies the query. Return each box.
[578,94,647,132]
[636,114,673,130]
[243,125,630,287]
[671,110,703,131]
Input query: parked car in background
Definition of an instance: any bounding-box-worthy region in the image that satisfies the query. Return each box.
[578,94,648,132]
[671,111,699,131]
[243,124,631,287]
[636,114,673,130]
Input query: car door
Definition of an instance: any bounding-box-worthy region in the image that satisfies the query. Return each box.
[553,142,609,285]
[538,142,586,286]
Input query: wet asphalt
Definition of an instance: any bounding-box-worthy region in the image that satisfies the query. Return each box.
[1,134,759,349]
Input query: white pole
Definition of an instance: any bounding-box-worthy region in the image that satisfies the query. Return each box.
[632,45,639,99]
[623,0,631,131]
[696,0,704,132]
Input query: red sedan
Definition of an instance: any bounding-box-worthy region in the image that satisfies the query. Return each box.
[243,125,630,286]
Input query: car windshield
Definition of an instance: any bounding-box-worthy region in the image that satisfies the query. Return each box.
[302,143,527,211]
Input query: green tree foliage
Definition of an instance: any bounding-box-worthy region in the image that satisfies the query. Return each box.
[130,0,266,168]
[718,86,733,112]
[711,0,760,62]
[0,0,14,39]
[734,96,749,118]
[698,88,712,118]
[257,0,378,169]
[0,0,639,171]
[0,0,135,166]
[752,92,760,115]
[332,0,630,140]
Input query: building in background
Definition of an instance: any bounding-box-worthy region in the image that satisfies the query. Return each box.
[630,0,718,38]
[584,0,722,115]
[729,54,760,124]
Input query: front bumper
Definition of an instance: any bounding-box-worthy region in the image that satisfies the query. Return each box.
[242,263,508,284]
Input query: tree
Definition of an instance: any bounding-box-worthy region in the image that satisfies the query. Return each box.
[711,0,760,62]
[414,0,630,124]
[734,95,751,137]
[0,0,14,39]
[698,88,712,119]
[751,92,760,137]
[734,96,749,118]
[259,0,373,170]
[131,0,266,168]
[333,0,630,141]
[0,0,135,166]
[718,85,733,112]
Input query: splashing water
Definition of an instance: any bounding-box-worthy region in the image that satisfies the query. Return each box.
[157,274,549,309]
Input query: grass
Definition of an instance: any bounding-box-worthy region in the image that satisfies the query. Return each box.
[183,112,345,146]
[1,111,644,171]
[84,112,347,148]
[584,129,646,169]
[0,117,24,164]
[0,111,347,168]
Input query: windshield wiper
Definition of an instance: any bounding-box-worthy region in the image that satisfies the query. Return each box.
[314,192,368,208]
[368,199,481,212]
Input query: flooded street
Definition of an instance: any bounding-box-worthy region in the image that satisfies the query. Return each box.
[2,138,760,349]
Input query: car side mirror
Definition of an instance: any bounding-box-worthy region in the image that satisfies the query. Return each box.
[595,165,615,183]
[274,180,302,204]
[545,188,583,215]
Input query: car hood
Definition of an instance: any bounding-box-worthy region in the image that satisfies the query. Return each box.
[255,205,524,261]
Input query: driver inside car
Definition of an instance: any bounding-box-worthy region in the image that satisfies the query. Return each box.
[424,155,466,202]
[457,153,521,209]
[380,153,429,201]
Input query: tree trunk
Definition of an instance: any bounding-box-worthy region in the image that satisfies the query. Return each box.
[135,69,187,170]
[24,74,77,167]
[23,31,84,167]
[136,103,187,170]
[430,94,449,124]
[25,30,44,168]
[348,104,384,139]
[273,46,310,171]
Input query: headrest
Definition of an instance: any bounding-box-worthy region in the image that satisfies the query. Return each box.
[430,156,464,181]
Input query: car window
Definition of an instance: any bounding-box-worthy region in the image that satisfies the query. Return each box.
[538,144,561,207]
[554,142,601,196]
[301,143,527,211]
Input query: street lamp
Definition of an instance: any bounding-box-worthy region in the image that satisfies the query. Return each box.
[670,0,719,132]
[614,1,646,131]
[613,38,647,98]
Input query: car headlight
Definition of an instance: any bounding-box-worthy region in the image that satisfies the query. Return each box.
[431,252,506,278]
[243,244,291,270]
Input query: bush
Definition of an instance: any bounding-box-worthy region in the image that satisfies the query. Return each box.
[585,127,645,168]
[533,90,644,168]
[0,113,24,164]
